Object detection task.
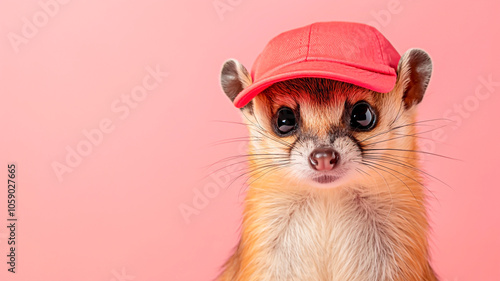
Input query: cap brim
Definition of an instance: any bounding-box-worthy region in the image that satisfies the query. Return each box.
[233,60,397,108]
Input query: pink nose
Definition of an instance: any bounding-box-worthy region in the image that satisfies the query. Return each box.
[309,148,339,171]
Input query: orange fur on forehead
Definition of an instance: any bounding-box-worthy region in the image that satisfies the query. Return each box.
[259,78,376,108]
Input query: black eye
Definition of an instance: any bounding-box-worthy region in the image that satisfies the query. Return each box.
[350,101,376,131]
[276,107,297,135]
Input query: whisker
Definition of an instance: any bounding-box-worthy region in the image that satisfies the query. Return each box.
[363,148,459,160]
[204,153,290,169]
[362,152,420,161]
[359,118,451,143]
[356,160,420,203]
[356,164,394,224]
[361,159,439,203]
[211,118,295,149]
[246,165,287,187]
[237,162,291,196]
[363,124,450,147]
[208,137,260,147]
[364,155,452,189]
[204,156,289,177]
[223,161,290,192]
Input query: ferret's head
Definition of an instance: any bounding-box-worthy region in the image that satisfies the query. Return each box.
[220,49,432,190]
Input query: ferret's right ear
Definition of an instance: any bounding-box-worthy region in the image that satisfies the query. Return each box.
[396,49,432,108]
[220,59,253,112]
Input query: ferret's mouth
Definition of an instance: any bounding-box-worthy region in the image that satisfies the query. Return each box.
[312,175,339,184]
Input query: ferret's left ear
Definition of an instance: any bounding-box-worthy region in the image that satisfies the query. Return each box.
[396,49,432,108]
[220,59,253,111]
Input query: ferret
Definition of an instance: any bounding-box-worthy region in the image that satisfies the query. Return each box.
[217,48,438,281]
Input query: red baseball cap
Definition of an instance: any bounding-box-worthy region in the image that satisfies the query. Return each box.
[233,21,401,108]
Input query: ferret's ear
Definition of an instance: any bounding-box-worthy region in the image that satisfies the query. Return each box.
[220,59,253,111]
[396,49,432,108]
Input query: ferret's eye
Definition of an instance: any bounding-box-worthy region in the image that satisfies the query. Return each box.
[350,101,376,131]
[276,107,297,135]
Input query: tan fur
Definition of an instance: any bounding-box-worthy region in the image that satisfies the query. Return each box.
[219,56,437,281]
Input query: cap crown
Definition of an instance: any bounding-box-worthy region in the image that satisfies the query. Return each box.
[252,22,400,82]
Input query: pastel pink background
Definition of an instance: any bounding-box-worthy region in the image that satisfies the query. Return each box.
[0,0,499,280]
